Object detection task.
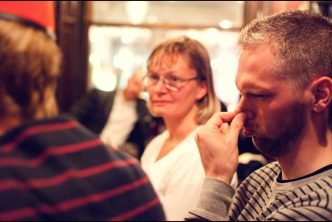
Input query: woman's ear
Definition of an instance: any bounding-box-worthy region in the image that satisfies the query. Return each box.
[196,81,208,100]
[312,77,332,113]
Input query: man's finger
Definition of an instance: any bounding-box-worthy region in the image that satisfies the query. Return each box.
[229,112,246,139]
[206,112,237,128]
[219,123,229,133]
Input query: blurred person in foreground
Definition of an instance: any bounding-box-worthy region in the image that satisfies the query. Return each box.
[187,10,332,220]
[0,12,165,221]
[140,36,238,220]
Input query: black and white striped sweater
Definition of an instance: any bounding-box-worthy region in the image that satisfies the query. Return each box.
[188,162,332,221]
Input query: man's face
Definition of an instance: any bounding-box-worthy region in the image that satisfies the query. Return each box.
[235,44,310,159]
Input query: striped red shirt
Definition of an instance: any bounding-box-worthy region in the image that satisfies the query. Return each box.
[0,115,165,221]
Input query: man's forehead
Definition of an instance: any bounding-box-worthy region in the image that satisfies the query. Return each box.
[235,70,286,94]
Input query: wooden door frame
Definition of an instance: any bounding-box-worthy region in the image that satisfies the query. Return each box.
[55,1,90,112]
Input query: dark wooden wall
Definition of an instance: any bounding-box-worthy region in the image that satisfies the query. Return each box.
[55,1,89,112]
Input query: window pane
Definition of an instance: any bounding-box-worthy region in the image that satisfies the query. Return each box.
[91,1,244,28]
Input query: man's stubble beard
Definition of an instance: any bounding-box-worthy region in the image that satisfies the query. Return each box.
[251,103,307,159]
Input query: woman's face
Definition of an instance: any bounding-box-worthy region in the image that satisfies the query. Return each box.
[147,54,207,121]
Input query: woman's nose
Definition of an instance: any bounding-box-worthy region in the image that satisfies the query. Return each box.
[154,78,168,92]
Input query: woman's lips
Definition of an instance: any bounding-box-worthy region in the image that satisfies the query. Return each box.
[151,100,171,105]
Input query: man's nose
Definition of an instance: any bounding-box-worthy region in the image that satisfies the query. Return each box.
[237,96,255,120]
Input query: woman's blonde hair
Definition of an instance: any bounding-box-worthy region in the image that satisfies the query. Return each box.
[147,36,220,124]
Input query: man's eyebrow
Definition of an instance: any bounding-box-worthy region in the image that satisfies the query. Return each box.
[237,83,273,94]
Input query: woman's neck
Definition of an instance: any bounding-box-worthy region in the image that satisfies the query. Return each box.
[156,113,200,161]
[164,109,199,141]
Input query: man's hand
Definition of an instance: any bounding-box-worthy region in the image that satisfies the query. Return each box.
[195,112,246,184]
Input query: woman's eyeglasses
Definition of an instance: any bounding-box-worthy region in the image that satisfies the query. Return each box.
[143,74,202,92]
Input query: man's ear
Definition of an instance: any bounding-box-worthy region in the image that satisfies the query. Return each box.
[312,77,332,113]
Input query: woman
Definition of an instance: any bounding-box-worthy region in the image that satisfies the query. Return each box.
[141,36,237,220]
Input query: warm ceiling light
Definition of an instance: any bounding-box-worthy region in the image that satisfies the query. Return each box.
[219,19,233,29]
[126,1,149,24]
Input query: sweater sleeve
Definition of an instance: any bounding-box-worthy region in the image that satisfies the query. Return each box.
[186,178,235,221]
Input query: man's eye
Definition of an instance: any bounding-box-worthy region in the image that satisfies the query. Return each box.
[248,93,270,99]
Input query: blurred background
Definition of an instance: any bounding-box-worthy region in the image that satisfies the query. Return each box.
[2,1,330,112]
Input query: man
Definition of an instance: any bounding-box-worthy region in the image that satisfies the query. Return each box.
[0,12,165,220]
[69,72,164,159]
[188,10,332,220]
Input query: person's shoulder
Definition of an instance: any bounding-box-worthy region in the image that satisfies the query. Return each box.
[147,131,168,146]
[256,161,280,174]
[101,143,153,181]
[178,127,203,154]
[243,161,280,182]
[141,131,168,160]
[313,164,332,185]
[107,147,141,167]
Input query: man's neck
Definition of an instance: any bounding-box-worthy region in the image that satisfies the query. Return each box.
[278,129,332,180]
